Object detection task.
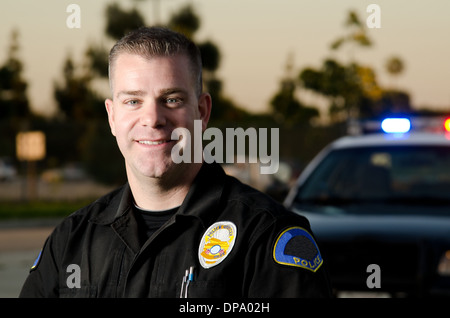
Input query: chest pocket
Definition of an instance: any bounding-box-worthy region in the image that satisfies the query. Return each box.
[60,286,97,298]
[177,280,229,298]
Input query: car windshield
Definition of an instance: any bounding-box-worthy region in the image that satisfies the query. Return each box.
[294,145,450,215]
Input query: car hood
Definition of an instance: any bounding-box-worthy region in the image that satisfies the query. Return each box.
[292,208,450,294]
[294,209,450,243]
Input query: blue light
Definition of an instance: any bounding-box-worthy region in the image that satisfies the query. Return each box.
[381,118,411,134]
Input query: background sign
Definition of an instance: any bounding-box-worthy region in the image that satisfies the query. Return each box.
[16,131,46,161]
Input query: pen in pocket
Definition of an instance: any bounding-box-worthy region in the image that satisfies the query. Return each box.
[180,266,195,298]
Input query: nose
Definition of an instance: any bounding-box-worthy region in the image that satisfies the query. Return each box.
[139,102,166,128]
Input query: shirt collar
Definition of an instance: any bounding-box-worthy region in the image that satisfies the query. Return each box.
[90,163,227,227]
[175,162,226,226]
[88,183,132,225]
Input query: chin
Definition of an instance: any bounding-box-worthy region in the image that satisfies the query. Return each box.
[126,157,169,178]
[141,164,173,179]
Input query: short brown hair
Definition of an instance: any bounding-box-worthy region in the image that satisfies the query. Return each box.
[108,26,203,95]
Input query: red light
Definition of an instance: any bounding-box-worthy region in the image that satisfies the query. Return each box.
[445,118,450,132]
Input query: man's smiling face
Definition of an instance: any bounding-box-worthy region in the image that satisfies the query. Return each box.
[105,53,210,182]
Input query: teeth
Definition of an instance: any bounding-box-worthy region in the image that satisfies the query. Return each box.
[138,140,166,145]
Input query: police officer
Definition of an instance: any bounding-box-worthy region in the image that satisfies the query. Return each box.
[20,27,332,298]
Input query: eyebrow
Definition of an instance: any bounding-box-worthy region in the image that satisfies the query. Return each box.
[115,90,147,99]
[115,88,189,99]
[158,88,188,96]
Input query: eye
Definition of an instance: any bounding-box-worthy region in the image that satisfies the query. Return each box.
[165,97,183,107]
[124,99,141,106]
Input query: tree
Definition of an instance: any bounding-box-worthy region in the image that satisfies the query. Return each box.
[198,40,221,74]
[0,29,33,159]
[85,43,109,78]
[105,2,146,40]
[0,29,31,121]
[270,54,319,126]
[379,56,411,115]
[376,90,411,115]
[297,10,412,122]
[167,4,200,39]
[385,56,405,77]
[384,55,405,92]
[53,55,104,121]
[330,10,372,53]
[300,58,392,121]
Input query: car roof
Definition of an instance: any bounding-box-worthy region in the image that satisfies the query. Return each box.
[330,132,450,150]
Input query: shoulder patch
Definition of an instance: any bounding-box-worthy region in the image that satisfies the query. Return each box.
[273,227,323,272]
[30,250,42,272]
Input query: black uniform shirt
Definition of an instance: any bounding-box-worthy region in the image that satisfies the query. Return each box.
[133,205,178,239]
[20,163,332,298]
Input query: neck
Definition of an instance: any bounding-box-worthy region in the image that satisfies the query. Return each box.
[128,162,202,211]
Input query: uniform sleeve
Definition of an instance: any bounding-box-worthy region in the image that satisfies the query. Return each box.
[19,230,61,297]
[245,214,333,298]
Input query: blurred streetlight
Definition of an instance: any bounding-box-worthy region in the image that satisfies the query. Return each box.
[16,131,46,201]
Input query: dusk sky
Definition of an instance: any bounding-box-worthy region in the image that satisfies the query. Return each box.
[1,0,449,118]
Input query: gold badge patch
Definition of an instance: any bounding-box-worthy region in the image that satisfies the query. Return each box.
[198,221,237,269]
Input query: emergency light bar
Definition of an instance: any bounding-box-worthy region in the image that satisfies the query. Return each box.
[445,118,450,132]
[381,118,411,134]
[348,116,450,135]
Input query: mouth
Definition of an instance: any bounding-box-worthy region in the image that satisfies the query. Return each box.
[137,140,170,145]
[135,138,177,149]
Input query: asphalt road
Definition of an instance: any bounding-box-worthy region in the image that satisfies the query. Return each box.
[0,179,113,297]
[0,221,57,297]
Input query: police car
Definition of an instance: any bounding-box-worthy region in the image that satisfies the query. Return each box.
[284,117,450,297]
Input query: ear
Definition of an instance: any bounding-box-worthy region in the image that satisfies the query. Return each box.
[105,98,116,136]
[198,93,212,132]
